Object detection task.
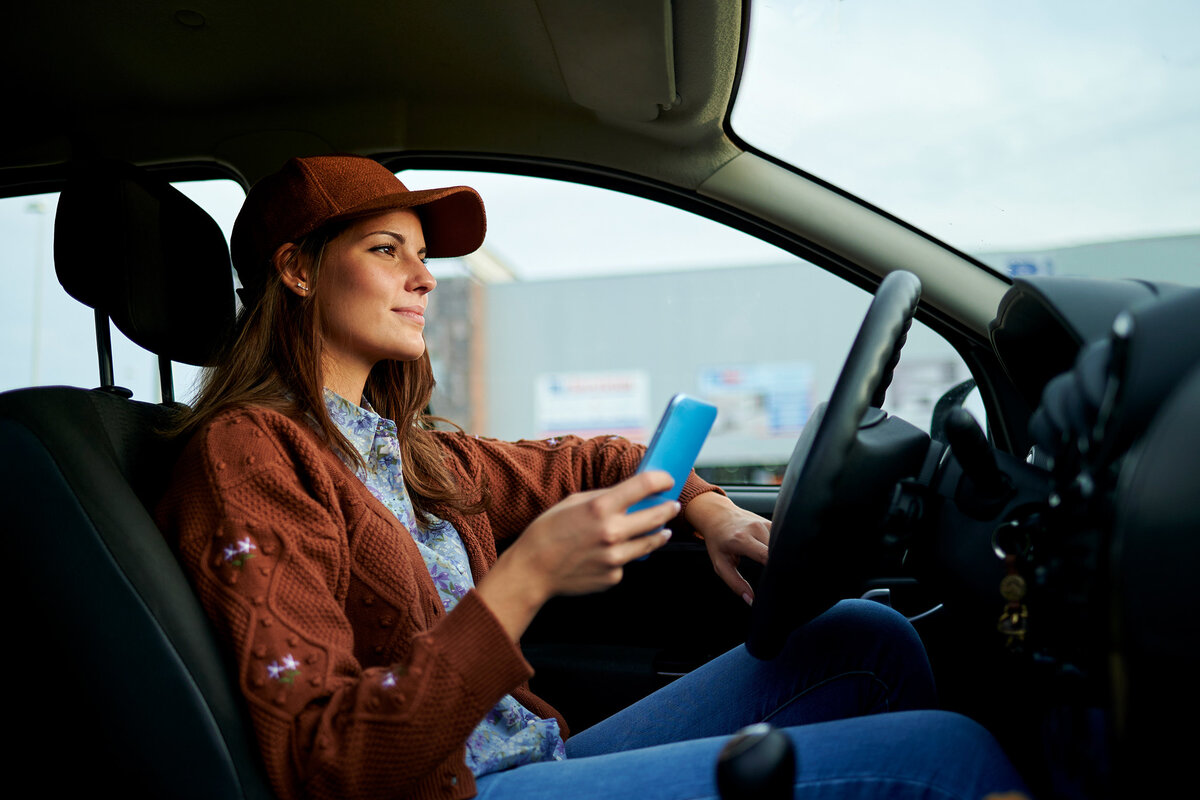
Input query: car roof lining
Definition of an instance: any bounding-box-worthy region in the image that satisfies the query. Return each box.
[3,0,742,188]
[3,0,1003,337]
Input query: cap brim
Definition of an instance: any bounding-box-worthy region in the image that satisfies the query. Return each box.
[328,185,487,258]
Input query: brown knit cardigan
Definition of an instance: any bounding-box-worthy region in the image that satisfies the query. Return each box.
[156,406,718,800]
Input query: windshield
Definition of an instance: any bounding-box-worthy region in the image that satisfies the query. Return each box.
[733,0,1200,283]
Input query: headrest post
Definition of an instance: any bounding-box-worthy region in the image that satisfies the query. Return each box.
[158,355,175,405]
[94,309,115,390]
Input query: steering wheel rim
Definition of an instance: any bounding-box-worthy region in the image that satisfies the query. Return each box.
[747,270,922,659]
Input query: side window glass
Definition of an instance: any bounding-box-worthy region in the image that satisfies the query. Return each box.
[170,180,244,403]
[1,192,92,393]
[401,170,985,485]
[0,178,243,403]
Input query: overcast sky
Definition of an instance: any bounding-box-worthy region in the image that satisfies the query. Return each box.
[734,0,1200,254]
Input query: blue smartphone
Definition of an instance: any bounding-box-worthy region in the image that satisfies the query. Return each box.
[627,394,718,515]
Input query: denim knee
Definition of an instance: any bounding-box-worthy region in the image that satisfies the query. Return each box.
[834,599,925,649]
[792,599,924,658]
[786,599,937,710]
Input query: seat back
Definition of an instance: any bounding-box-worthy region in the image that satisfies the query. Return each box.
[1,160,273,798]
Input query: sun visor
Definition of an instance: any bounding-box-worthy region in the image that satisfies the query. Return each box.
[537,0,676,121]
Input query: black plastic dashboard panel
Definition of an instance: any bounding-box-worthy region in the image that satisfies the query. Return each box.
[989,276,1186,407]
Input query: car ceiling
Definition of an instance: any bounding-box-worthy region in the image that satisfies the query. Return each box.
[4,0,1010,336]
[4,0,743,188]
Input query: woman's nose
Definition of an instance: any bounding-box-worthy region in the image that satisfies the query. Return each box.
[409,261,437,294]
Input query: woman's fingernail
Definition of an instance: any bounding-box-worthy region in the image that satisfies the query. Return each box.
[742,592,753,606]
[672,501,682,514]
[661,528,673,541]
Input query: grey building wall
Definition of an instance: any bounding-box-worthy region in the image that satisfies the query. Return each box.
[426,234,1198,471]
[978,234,1199,283]
[476,260,960,467]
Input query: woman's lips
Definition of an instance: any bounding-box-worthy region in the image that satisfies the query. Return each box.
[394,306,425,325]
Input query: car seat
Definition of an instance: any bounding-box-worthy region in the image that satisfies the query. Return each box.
[0,160,273,799]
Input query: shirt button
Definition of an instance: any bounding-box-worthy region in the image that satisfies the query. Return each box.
[449,776,458,786]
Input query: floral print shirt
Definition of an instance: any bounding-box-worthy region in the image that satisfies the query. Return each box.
[324,390,566,776]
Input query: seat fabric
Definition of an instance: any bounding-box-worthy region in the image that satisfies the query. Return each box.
[2,388,274,798]
[1,159,273,798]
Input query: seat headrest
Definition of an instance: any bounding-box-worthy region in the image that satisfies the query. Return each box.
[54,159,237,367]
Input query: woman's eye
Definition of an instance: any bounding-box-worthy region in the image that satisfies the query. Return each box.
[370,244,395,256]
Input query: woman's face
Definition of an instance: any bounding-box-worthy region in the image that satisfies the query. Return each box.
[315,209,436,388]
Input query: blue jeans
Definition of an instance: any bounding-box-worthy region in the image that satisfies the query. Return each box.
[476,600,1029,799]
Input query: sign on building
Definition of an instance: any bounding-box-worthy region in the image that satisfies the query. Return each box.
[535,370,652,440]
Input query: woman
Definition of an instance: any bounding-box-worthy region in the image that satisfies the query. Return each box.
[158,155,1029,800]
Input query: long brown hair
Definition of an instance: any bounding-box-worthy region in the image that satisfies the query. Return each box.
[173,218,478,522]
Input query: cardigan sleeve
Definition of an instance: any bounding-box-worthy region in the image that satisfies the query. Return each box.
[157,410,531,800]
[434,432,723,542]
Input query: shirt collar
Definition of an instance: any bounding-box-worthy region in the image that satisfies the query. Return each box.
[323,388,384,460]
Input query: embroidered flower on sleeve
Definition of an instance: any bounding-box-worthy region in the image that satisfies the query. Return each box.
[378,663,408,688]
[267,653,301,684]
[545,437,559,446]
[223,536,258,568]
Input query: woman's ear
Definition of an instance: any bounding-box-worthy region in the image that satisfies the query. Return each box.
[273,242,310,297]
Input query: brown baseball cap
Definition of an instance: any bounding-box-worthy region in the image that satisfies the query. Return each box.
[231,155,486,300]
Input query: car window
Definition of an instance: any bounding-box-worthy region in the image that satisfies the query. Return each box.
[402,170,983,485]
[0,179,244,403]
[733,0,1200,284]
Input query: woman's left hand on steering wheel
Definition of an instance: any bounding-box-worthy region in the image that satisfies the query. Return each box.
[684,492,770,605]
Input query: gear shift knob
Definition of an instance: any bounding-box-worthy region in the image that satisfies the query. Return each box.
[716,723,796,800]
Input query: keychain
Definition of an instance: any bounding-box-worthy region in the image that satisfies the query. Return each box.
[997,554,1028,649]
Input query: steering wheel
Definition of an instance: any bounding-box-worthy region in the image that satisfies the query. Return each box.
[747,270,922,659]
